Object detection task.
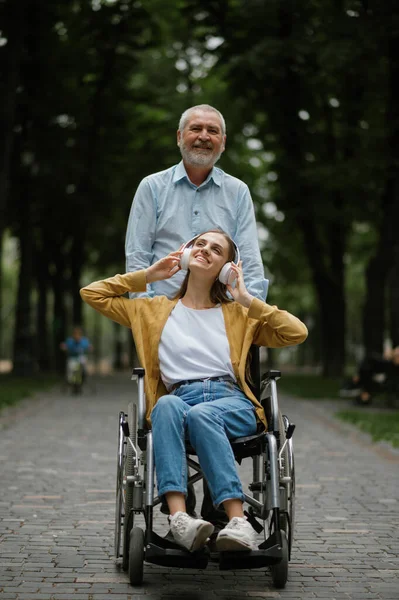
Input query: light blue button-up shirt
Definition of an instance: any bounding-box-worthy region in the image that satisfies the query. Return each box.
[125,161,268,300]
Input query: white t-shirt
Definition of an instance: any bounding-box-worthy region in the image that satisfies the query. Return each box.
[158,300,236,390]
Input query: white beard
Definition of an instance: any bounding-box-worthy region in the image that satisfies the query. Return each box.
[179,142,223,168]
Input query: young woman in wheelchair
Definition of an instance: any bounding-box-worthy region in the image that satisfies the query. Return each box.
[80,229,307,554]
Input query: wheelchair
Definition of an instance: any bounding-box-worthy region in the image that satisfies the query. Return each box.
[114,348,296,589]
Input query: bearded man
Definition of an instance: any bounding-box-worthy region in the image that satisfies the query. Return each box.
[125,104,267,300]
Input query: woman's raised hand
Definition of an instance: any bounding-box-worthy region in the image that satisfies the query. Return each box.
[145,250,183,283]
[226,261,254,308]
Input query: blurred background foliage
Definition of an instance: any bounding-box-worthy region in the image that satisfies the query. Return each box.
[1,0,398,379]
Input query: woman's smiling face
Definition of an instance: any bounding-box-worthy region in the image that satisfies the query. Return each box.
[189,231,230,278]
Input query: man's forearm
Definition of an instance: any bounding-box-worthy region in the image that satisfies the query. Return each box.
[125,259,154,298]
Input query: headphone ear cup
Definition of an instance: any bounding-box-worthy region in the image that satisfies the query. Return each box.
[180,248,191,270]
[218,262,232,285]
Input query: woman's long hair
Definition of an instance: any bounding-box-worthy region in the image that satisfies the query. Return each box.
[173,229,237,304]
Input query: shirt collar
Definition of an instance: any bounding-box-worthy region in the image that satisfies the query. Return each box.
[173,160,222,188]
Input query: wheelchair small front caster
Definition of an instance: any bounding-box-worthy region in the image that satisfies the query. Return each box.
[269,531,288,589]
[128,527,145,585]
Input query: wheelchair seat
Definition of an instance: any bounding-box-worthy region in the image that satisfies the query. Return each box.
[185,430,266,462]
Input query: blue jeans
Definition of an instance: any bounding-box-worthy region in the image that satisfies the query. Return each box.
[151,380,257,508]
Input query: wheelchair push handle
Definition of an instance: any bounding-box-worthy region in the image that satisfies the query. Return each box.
[131,367,145,379]
[131,367,146,431]
[262,369,281,381]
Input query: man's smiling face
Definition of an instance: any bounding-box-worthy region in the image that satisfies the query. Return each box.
[177,109,226,168]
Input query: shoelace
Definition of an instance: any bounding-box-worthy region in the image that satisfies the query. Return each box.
[171,513,191,534]
[227,517,245,530]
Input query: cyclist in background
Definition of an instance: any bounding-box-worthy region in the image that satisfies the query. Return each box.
[60,326,93,386]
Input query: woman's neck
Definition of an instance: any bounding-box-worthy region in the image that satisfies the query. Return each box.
[181,279,215,310]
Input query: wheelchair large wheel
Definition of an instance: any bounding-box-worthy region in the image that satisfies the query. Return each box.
[281,414,295,558]
[129,527,145,585]
[270,530,289,589]
[261,412,295,553]
[122,402,137,571]
[114,411,125,558]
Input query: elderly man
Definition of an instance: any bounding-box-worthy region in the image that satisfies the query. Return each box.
[125,103,267,533]
[125,104,268,300]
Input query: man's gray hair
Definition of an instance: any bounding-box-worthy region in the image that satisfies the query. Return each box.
[178,104,226,136]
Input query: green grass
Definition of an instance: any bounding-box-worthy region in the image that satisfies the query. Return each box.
[336,409,399,448]
[0,374,60,411]
[276,373,341,399]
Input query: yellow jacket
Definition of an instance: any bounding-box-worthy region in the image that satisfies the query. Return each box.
[80,271,308,427]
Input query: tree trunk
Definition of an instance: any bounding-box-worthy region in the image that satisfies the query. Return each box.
[35,250,51,372]
[92,310,102,374]
[0,0,24,230]
[297,210,347,377]
[50,254,67,375]
[316,274,346,377]
[70,234,84,326]
[307,229,346,378]
[0,233,3,358]
[362,28,399,355]
[388,248,399,348]
[0,1,25,358]
[12,202,36,375]
[362,255,389,356]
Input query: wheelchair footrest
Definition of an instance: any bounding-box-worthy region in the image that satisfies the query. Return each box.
[218,532,284,570]
[144,530,209,569]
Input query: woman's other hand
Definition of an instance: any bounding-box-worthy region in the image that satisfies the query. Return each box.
[227,261,254,308]
[146,250,183,283]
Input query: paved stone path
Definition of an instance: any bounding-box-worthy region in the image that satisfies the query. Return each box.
[0,374,398,599]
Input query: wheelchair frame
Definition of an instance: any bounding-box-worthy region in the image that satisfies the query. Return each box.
[114,355,295,589]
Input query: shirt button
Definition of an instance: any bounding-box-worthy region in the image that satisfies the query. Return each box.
[194,211,199,215]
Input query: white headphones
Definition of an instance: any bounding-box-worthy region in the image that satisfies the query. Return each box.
[179,233,240,286]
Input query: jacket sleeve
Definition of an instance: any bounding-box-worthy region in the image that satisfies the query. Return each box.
[248,298,308,347]
[80,271,148,328]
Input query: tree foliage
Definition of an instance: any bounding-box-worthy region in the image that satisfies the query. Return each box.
[0,0,398,376]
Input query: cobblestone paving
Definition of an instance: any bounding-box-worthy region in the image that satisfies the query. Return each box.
[0,374,398,599]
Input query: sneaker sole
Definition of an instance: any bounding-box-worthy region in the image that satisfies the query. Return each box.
[190,522,215,552]
[216,535,255,552]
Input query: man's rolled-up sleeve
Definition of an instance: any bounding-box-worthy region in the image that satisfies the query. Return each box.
[125,178,156,298]
[235,185,268,301]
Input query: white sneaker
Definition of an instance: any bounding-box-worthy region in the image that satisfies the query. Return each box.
[169,511,214,552]
[216,516,257,551]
